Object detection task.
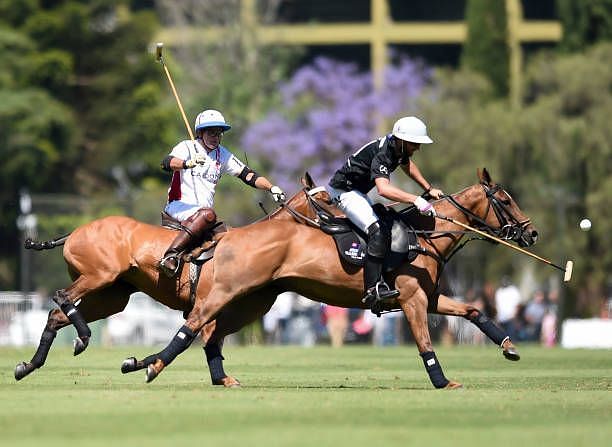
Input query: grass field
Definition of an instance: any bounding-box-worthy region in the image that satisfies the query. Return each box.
[1,344,610,447]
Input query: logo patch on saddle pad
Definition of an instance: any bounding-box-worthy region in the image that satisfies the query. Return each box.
[335,234,366,264]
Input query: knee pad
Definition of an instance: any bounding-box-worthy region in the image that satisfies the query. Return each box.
[366,221,390,258]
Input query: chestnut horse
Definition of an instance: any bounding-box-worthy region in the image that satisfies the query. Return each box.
[13,181,327,381]
[128,168,536,389]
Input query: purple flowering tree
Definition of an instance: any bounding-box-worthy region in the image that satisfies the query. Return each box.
[242,56,430,191]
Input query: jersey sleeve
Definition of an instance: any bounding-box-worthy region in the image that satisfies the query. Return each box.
[168,141,190,160]
[219,148,246,177]
[370,150,393,181]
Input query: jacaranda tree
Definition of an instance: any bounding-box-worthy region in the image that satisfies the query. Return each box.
[241,56,431,190]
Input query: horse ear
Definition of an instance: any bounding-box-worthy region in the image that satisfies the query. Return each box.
[300,171,316,189]
[478,168,492,185]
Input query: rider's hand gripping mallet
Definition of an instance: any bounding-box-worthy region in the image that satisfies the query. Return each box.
[156,42,195,141]
[436,214,574,282]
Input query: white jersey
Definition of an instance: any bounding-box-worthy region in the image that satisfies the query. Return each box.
[164,139,245,220]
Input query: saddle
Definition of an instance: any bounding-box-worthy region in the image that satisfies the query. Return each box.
[317,204,430,271]
[161,212,229,317]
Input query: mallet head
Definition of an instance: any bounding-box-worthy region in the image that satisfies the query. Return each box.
[563,260,574,282]
[156,42,164,62]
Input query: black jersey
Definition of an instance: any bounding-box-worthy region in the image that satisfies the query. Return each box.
[329,135,406,194]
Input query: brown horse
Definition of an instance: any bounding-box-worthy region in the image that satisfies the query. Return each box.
[130,168,537,389]
[13,180,327,382]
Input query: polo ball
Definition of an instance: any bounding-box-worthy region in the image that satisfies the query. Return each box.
[579,218,592,231]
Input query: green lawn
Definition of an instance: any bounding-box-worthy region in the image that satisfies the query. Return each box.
[1,344,610,447]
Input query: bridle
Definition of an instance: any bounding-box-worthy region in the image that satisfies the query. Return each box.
[445,183,532,245]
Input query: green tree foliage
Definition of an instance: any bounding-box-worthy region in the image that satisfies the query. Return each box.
[461,0,509,97]
[0,0,175,289]
[420,44,612,316]
[557,0,612,52]
[520,43,612,316]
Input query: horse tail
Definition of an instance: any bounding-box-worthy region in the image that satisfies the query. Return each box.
[24,233,71,251]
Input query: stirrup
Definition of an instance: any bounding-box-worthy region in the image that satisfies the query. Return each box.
[362,281,400,306]
[159,254,180,278]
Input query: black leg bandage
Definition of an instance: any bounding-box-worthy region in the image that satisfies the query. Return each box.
[31,327,57,367]
[204,343,226,381]
[420,351,450,389]
[466,310,507,346]
[53,295,91,339]
[158,325,197,366]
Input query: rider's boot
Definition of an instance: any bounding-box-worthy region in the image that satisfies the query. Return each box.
[159,207,217,278]
[361,255,400,309]
[361,221,399,314]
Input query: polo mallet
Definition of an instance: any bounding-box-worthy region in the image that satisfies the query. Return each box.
[436,214,574,282]
[156,42,195,141]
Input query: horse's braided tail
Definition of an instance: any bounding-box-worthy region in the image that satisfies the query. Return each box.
[24,233,71,251]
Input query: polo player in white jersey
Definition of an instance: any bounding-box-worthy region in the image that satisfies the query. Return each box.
[159,109,285,277]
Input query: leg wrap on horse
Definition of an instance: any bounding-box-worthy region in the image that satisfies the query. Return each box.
[204,343,226,382]
[420,351,450,389]
[157,325,197,366]
[466,310,507,346]
[53,292,91,339]
[31,327,57,367]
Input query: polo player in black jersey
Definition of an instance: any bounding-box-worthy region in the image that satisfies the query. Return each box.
[327,116,444,311]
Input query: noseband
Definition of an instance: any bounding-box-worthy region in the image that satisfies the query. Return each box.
[446,183,530,243]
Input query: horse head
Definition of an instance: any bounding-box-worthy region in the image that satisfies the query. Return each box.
[473,168,538,247]
[266,172,331,222]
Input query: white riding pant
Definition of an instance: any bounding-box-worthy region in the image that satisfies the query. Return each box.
[164,200,200,222]
[326,186,378,233]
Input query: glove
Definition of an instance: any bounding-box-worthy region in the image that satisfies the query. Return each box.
[270,185,286,203]
[183,154,206,169]
[414,196,436,217]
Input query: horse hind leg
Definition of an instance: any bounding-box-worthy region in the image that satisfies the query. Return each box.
[15,308,71,381]
[52,289,91,355]
[433,294,520,361]
[16,283,132,381]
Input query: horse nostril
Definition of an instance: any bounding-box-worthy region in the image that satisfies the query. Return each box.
[531,230,538,242]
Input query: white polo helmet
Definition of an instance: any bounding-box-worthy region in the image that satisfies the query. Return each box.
[194,109,231,132]
[392,116,433,144]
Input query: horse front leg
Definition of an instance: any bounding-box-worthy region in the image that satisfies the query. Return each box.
[200,319,240,388]
[142,287,237,383]
[14,309,69,380]
[434,294,520,361]
[398,282,462,389]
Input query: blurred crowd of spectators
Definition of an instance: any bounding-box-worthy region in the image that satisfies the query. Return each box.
[262,280,571,348]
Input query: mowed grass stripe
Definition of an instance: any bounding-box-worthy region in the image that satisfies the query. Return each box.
[1,345,610,447]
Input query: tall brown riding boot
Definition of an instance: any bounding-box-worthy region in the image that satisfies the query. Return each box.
[159,207,217,278]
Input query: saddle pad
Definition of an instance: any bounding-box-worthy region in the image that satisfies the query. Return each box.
[332,232,367,266]
[330,221,420,269]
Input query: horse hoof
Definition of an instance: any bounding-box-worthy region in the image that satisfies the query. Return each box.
[121,357,138,374]
[14,362,33,381]
[73,337,89,356]
[503,347,520,361]
[445,381,464,389]
[145,364,159,383]
[213,376,241,388]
